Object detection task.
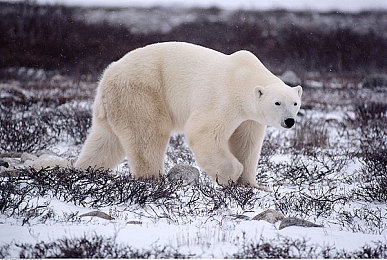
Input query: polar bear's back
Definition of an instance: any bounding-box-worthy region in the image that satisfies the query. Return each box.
[115,42,227,85]
[101,42,231,129]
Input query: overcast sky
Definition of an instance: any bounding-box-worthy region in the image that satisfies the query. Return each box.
[4,0,387,11]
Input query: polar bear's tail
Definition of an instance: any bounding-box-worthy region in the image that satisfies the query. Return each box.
[74,95,125,172]
[75,73,126,170]
[93,87,106,120]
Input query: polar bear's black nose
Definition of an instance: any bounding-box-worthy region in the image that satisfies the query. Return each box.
[285,118,295,128]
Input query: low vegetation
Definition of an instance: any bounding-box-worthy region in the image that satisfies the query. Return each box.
[1,2,386,77]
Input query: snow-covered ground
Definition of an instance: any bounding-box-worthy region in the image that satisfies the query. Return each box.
[0,1,386,257]
[1,202,384,258]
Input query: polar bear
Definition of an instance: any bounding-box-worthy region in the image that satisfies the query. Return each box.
[75,42,302,190]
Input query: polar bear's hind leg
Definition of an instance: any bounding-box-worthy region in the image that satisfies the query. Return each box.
[75,120,125,170]
[108,87,173,180]
[120,127,171,180]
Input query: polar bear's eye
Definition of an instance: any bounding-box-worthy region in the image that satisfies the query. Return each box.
[275,102,281,106]
[294,102,298,106]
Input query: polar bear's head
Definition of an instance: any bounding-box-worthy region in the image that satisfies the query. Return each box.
[255,84,302,129]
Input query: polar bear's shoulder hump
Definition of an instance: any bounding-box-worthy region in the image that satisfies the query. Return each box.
[230,50,257,62]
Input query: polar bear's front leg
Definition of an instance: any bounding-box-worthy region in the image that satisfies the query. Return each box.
[196,145,244,185]
[229,120,271,191]
[185,116,243,185]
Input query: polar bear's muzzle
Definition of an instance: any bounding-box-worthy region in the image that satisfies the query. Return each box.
[283,118,295,128]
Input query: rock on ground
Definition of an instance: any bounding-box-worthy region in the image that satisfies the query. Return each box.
[252,209,285,224]
[279,217,323,230]
[23,153,71,169]
[280,70,301,87]
[167,164,200,186]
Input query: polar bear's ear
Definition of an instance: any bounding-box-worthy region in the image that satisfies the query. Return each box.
[294,85,303,97]
[255,86,264,98]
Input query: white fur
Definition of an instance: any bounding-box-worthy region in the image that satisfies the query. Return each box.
[75,42,302,189]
